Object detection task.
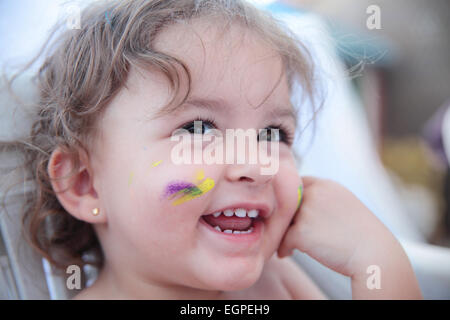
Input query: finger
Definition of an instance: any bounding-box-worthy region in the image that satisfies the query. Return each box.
[277,227,298,258]
[277,244,293,258]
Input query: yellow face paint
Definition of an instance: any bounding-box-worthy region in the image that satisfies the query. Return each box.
[195,169,205,183]
[152,160,162,168]
[164,169,215,206]
[197,177,215,193]
[128,172,134,186]
[171,178,215,206]
[297,185,303,210]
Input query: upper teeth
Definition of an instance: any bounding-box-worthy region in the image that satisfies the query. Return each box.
[212,209,259,218]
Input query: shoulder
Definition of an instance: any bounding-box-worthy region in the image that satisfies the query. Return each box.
[265,254,328,300]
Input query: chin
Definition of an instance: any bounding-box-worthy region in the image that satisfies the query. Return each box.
[203,258,264,291]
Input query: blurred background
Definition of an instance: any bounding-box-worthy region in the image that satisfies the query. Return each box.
[0,0,449,299]
[279,0,450,248]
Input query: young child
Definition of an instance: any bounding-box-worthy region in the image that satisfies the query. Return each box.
[1,0,422,299]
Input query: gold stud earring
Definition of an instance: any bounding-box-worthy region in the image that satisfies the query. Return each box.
[92,208,100,216]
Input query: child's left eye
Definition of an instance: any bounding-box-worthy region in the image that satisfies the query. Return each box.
[258,126,292,144]
[180,118,216,134]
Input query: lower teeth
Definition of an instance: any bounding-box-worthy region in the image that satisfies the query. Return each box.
[214,225,254,234]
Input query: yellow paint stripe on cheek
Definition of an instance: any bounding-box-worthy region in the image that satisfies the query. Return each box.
[152,160,162,168]
[197,178,215,193]
[195,169,205,183]
[171,178,215,206]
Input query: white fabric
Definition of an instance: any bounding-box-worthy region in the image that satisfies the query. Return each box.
[263,4,450,299]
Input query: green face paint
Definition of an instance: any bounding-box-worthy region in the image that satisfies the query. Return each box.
[296,185,303,210]
[171,178,215,206]
[163,172,215,206]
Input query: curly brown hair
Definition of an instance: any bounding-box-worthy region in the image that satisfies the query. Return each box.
[0,0,320,273]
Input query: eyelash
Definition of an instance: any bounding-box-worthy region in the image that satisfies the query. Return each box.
[180,116,294,145]
[180,116,218,134]
[265,123,294,145]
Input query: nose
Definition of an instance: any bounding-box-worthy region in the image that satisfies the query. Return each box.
[225,163,274,186]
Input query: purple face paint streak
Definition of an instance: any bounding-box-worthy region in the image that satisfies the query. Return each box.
[163,181,197,198]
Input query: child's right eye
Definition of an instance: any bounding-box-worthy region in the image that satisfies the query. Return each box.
[180,117,217,135]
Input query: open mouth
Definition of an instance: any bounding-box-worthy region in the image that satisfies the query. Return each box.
[201,208,262,234]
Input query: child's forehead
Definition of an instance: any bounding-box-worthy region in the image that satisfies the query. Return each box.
[122,59,291,122]
[154,17,250,51]
[153,17,282,72]
[150,18,289,110]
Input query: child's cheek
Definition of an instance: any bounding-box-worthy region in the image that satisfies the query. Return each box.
[147,165,217,219]
[274,160,302,220]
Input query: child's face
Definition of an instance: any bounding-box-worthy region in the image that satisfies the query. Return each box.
[91,19,301,293]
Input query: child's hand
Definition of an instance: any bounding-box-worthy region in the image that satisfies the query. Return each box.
[277,176,385,276]
[277,176,422,299]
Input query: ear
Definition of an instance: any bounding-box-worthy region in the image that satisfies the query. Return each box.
[47,147,106,224]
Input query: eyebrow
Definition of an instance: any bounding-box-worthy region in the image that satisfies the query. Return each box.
[182,97,229,114]
[180,97,297,123]
[268,106,298,124]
